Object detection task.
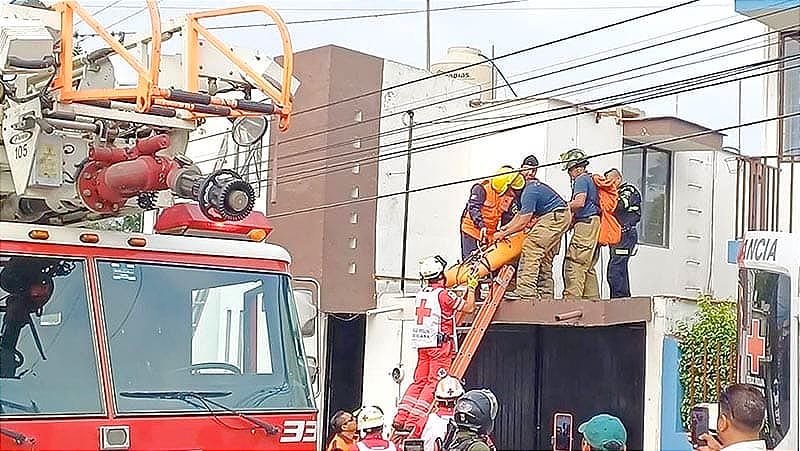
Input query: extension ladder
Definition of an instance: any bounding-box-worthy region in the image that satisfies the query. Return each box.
[395,265,515,445]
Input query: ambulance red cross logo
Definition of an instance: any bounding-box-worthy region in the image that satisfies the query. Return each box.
[415,299,432,325]
[746,318,766,375]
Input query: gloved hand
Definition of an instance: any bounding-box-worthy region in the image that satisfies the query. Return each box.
[479,227,489,243]
[467,272,480,290]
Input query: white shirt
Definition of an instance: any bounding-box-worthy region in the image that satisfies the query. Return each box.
[421,411,452,451]
[722,440,767,451]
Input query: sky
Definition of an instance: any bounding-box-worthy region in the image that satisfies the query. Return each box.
[69,0,781,154]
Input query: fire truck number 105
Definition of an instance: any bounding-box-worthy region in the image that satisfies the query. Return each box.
[15,144,29,159]
[280,420,317,443]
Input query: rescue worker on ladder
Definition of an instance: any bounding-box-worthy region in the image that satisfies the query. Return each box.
[440,389,498,451]
[392,256,478,439]
[560,149,602,299]
[357,406,397,451]
[603,168,641,298]
[421,375,465,451]
[460,166,525,260]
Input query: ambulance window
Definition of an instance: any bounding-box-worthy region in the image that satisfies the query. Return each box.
[0,255,103,416]
[741,269,791,447]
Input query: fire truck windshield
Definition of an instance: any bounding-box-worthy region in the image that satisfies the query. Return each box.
[97,260,314,413]
[739,268,792,448]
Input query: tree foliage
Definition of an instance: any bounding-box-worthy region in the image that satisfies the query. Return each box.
[84,213,143,233]
[675,296,737,428]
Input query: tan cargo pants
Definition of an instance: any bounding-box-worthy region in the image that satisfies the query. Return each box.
[515,209,571,299]
[563,216,601,299]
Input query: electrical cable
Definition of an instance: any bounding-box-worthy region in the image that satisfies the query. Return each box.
[198,35,792,185]
[188,3,795,168]
[286,0,704,117]
[189,23,788,171]
[255,56,798,190]
[266,111,800,219]
[267,40,790,186]
[187,10,749,145]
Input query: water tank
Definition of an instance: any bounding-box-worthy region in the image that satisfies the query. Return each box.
[430,46,494,101]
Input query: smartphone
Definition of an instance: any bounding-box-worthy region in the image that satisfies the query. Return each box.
[553,412,573,451]
[404,438,425,451]
[691,406,710,446]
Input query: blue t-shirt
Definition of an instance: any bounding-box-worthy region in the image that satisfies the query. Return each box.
[572,173,600,219]
[520,180,567,216]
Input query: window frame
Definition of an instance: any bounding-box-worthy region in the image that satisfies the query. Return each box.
[0,254,106,418]
[622,140,673,248]
[778,30,800,161]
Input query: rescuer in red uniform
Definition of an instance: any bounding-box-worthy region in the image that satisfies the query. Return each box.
[392,256,477,438]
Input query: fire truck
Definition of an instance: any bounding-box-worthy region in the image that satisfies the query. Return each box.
[1,1,317,450]
[736,231,798,451]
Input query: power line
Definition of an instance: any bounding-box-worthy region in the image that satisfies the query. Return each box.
[265,111,800,219]
[190,8,793,170]
[267,38,788,185]
[284,0,703,117]
[208,0,527,30]
[239,55,798,187]
[187,2,792,166]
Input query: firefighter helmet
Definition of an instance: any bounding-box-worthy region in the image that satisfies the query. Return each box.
[435,375,465,401]
[490,166,525,193]
[357,405,385,431]
[419,255,447,280]
[560,148,589,171]
[453,389,498,434]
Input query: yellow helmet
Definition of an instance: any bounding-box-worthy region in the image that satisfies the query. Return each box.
[490,165,524,193]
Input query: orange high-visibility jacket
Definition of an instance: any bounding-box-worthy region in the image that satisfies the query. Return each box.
[460,180,516,240]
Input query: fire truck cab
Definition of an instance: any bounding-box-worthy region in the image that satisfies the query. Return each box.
[0,212,318,450]
[736,231,799,451]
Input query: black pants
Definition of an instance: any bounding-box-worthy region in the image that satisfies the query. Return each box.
[608,228,637,298]
[461,232,479,261]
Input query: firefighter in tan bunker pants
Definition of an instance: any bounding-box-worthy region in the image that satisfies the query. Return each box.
[560,149,602,299]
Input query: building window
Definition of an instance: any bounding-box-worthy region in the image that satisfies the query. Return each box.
[622,141,672,247]
[780,31,799,158]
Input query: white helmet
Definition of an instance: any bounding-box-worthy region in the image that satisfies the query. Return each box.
[435,375,465,401]
[419,255,447,280]
[357,406,385,431]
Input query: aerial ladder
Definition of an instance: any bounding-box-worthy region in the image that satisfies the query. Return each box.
[1,0,299,225]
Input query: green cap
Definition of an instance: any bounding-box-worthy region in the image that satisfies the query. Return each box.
[578,414,627,451]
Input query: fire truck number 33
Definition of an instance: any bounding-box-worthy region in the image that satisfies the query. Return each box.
[280,420,317,443]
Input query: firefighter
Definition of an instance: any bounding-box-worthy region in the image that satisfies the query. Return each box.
[392,256,478,436]
[356,406,397,451]
[560,149,601,299]
[495,155,571,300]
[603,168,641,298]
[440,389,498,451]
[421,375,465,451]
[460,166,525,260]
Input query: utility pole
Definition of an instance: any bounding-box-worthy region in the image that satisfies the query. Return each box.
[426,0,431,71]
[400,110,415,292]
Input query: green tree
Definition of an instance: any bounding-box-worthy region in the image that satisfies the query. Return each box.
[84,213,143,233]
[675,296,737,428]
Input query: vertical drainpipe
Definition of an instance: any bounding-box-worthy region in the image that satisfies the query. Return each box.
[400,111,415,293]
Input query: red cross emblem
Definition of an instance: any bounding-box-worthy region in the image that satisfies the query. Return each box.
[746,318,766,375]
[415,299,432,325]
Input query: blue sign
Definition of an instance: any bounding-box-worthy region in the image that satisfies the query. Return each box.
[735,0,800,13]
[727,239,741,264]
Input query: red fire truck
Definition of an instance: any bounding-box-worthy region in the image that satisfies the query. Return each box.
[1,1,316,449]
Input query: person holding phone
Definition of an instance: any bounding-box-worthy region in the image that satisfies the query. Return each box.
[690,384,767,451]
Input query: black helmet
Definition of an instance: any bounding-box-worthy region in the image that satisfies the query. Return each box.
[453,389,498,434]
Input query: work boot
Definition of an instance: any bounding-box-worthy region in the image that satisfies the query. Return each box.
[504,290,537,301]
